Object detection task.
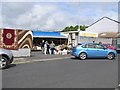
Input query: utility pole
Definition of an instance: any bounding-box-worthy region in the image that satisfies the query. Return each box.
[77,25,80,45]
[77,1,80,45]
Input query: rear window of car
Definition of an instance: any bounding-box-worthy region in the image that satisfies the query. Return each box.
[81,44,86,48]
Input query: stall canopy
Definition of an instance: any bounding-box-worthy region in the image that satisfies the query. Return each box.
[32,31,67,38]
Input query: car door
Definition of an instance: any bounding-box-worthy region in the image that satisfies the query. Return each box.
[85,43,99,57]
[94,44,108,57]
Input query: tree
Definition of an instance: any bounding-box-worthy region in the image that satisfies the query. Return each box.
[80,25,87,31]
[62,26,70,32]
[69,26,74,31]
[61,25,88,32]
[74,25,79,31]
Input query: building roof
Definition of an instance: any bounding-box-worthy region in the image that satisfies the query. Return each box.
[86,17,119,37]
[98,32,120,38]
[32,31,67,38]
[88,17,120,27]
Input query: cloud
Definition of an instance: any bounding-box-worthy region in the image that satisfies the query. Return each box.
[1,2,118,31]
[1,0,119,2]
[15,4,59,30]
[3,3,81,31]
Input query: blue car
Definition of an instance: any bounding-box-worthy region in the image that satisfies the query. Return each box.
[71,43,117,60]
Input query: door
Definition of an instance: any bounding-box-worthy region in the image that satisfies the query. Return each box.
[85,43,98,57]
[94,44,108,57]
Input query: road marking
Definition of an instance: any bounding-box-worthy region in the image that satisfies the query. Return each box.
[13,56,70,64]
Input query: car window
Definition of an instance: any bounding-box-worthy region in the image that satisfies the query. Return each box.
[85,44,95,48]
[81,44,86,48]
[95,44,104,49]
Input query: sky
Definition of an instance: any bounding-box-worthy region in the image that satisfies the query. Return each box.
[0,1,119,31]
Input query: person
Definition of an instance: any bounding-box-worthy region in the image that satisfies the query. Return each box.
[44,41,48,55]
[50,41,55,54]
[93,41,95,43]
[61,44,65,51]
[41,40,45,53]
[68,41,72,50]
[99,42,102,45]
[47,42,50,54]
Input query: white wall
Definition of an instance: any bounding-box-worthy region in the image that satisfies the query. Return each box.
[86,17,118,33]
[78,37,112,44]
[12,48,31,57]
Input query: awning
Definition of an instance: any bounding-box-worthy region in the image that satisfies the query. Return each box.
[32,31,67,38]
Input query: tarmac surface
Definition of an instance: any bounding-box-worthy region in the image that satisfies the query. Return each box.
[2,51,119,88]
[3,53,118,88]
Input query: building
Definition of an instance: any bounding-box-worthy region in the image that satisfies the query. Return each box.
[62,17,120,51]
[62,31,99,47]
[32,31,68,50]
[86,17,120,50]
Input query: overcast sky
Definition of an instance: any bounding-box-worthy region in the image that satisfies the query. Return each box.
[0,1,119,31]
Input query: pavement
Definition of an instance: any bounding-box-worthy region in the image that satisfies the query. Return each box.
[13,51,71,64]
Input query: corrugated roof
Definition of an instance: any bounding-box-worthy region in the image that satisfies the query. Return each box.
[32,31,67,38]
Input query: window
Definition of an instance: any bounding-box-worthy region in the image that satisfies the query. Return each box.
[81,44,85,48]
[85,44,95,48]
[95,44,104,49]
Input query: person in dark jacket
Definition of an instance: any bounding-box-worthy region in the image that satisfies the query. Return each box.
[47,42,50,54]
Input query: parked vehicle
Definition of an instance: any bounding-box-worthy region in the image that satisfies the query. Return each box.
[71,43,117,60]
[0,48,14,69]
[103,44,116,50]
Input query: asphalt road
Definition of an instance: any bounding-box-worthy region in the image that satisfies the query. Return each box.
[2,55,118,88]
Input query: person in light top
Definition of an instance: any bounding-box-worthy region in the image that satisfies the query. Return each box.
[44,41,48,55]
[50,41,55,54]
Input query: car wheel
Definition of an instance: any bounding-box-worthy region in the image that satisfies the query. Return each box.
[107,53,115,60]
[0,56,9,69]
[79,52,87,60]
